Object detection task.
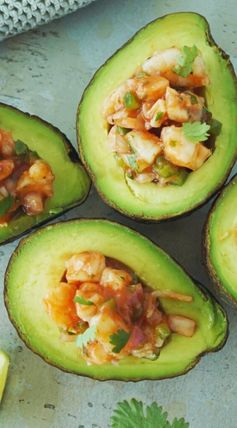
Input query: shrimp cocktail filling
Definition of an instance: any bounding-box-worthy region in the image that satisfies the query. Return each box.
[44,251,196,365]
[103,46,222,186]
[0,129,54,226]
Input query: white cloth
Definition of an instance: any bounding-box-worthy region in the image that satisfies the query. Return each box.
[0,0,95,40]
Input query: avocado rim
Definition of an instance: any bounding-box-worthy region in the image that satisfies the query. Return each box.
[0,102,91,245]
[204,173,237,306]
[76,11,237,222]
[4,217,228,382]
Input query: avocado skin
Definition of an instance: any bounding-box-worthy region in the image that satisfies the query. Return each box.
[204,174,237,306]
[0,103,91,245]
[4,218,228,381]
[77,12,237,221]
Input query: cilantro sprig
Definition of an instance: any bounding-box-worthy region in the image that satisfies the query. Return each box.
[183,121,210,142]
[76,325,96,349]
[74,296,94,306]
[111,399,189,428]
[110,329,130,353]
[173,45,198,78]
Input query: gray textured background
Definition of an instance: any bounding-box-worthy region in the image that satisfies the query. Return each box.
[0,0,237,427]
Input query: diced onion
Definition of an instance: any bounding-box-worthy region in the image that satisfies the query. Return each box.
[168,315,196,337]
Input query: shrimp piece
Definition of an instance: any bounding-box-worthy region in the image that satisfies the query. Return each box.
[142,47,208,87]
[100,268,132,291]
[90,304,128,354]
[126,130,162,165]
[0,129,15,158]
[108,126,131,154]
[142,98,167,129]
[44,282,78,329]
[135,75,169,100]
[75,282,105,322]
[131,342,158,360]
[107,108,128,126]
[65,252,106,283]
[22,192,44,215]
[16,159,54,198]
[103,79,137,119]
[113,114,146,131]
[85,341,113,365]
[161,125,211,170]
[165,87,204,122]
[135,172,156,183]
[0,160,14,181]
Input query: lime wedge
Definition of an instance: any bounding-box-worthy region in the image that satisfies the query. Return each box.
[0,351,9,403]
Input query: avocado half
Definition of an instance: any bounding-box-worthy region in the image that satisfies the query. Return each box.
[5,219,227,381]
[0,103,90,244]
[77,12,237,221]
[205,174,237,304]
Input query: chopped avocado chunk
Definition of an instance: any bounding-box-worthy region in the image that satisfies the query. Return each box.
[5,219,227,380]
[74,296,94,306]
[154,156,188,185]
[0,195,14,217]
[155,112,164,121]
[0,104,90,244]
[185,91,198,105]
[0,351,9,403]
[209,118,222,137]
[205,174,237,303]
[78,12,237,220]
[15,140,29,155]
[154,156,179,178]
[123,92,140,110]
[116,126,129,135]
[170,169,189,186]
[157,324,171,341]
[126,154,138,171]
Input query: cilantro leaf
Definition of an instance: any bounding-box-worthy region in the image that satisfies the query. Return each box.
[111,399,189,428]
[110,329,130,353]
[170,419,189,428]
[76,325,96,349]
[74,296,94,306]
[15,140,29,155]
[173,45,198,78]
[183,121,210,142]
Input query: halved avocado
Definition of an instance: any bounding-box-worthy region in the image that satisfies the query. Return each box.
[0,103,90,244]
[77,12,237,220]
[5,219,227,381]
[205,174,237,304]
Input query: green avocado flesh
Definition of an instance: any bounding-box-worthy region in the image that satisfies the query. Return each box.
[0,351,9,402]
[77,12,237,220]
[0,104,90,244]
[206,175,237,303]
[5,219,227,380]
